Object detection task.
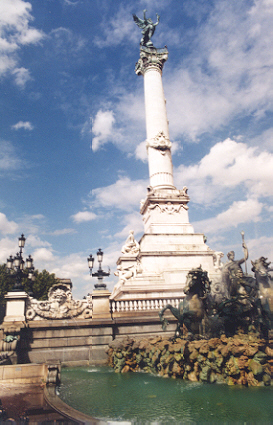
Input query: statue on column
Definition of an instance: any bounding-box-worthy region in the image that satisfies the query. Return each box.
[133,9,160,47]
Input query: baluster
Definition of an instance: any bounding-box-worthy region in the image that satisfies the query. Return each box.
[138,300,142,310]
[121,301,125,312]
[159,299,163,309]
[116,302,120,312]
[129,301,133,311]
[111,301,115,313]
[146,300,150,310]
[150,300,154,310]
[134,300,138,311]
[154,299,159,310]
[125,301,129,311]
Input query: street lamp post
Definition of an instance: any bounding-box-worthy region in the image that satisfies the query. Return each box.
[87,248,110,290]
[6,234,35,293]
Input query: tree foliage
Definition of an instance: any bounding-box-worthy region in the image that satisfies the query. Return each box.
[0,264,58,303]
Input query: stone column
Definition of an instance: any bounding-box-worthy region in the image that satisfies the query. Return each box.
[136,47,175,190]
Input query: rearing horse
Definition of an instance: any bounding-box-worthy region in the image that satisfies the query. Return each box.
[159,266,211,338]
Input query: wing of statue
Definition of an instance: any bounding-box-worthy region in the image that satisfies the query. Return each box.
[133,14,146,29]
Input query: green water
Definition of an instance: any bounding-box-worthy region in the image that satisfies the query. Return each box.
[58,366,273,424]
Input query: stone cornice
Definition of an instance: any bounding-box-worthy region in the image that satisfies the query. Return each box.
[140,187,190,215]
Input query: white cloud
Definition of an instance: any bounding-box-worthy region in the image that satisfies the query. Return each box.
[135,140,147,162]
[32,247,54,263]
[0,140,23,171]
[11,121,34,130]
[114,212,144,240]
[193,198,263,234]
[0,213,18,235]
[71,211,97,223]
[92,110,115,152]
[0,0,44,84]
[94,6,138,48]
[50,228,76,236]
[91,176,147,211]
[49,27,86,53]
[26,234,51,248]
[0,237,18,263]
[164,0,273,141]
[175,138,273,205]
[12,67,31,88]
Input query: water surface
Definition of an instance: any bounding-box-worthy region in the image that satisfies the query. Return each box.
[59,366,273,424]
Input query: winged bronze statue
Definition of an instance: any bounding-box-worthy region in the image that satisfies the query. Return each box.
[133,9,160,47]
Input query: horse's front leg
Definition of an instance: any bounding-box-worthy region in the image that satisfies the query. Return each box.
[159,306,169,331]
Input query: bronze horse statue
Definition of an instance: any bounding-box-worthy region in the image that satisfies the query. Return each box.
[159,266,211,338]
[216,256,273,337]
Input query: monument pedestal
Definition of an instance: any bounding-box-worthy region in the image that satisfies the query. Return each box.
[92,289,111,319]
[4,291,28,322]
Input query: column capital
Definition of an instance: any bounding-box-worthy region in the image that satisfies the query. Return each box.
[135,46,169,76]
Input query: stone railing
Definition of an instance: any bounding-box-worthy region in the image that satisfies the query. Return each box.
[110,297,182,314]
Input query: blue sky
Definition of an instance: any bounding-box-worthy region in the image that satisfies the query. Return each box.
[1,0,273,298]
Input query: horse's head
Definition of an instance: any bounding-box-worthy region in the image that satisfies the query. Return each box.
[251,257,269,276]
[184,266,210,298]
[251,257,272,289]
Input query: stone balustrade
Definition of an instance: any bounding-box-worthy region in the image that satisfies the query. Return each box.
[110,297,182,313]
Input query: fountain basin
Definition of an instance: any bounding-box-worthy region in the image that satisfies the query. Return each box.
[58,365,273,424]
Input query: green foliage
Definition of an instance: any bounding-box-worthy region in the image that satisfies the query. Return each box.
[0,264,58,303]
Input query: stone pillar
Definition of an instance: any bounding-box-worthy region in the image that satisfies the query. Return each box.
[136,47,175,190]
[4,291,28,322]
[92,289,111,319]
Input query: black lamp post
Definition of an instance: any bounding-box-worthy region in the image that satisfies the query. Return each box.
[6,234,35,293]
[87,248,110,290]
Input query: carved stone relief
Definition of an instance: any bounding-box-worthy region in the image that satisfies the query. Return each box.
[146,131,172,154]
[148,201,189,214]
[26,281,92,320]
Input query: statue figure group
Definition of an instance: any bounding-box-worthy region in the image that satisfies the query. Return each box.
[160,233,273,339]
[133,10,160,47]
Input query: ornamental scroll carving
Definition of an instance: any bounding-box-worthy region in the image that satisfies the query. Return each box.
[26,280,92,320]
[146,131,172,154]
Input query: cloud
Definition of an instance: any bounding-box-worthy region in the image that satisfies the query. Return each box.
[32,247,54,263]
[164,0,273,141]
[91,176,147,211]
[26,235,51,248]
[49,27,86,54]
[0,140,23,171]
[114,212,144,240]
[175,138,273,205]
[193,198,263,234]
[91,110,115,152]
[0,213,18,235]
[94,6,138,48]
[71,211,97,223]
[0,0,44,85]
[3,64,29,87]
[11,121,34,130]
[50,228,77,236]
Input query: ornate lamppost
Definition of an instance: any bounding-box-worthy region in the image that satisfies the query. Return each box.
[87,248,110,290]
[6,234,35,293]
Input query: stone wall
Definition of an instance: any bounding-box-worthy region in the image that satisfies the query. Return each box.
[15,313,177,366]
[107,334,273,387]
